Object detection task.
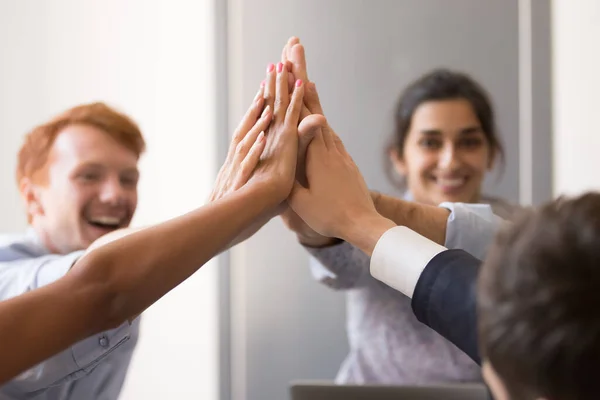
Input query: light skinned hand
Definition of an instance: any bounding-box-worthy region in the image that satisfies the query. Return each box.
[287,124,381,242]
[246,61,305,207]
[278,37,340,245]
[210,85,272,202]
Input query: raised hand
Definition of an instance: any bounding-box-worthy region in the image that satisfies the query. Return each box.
[210,85,272,202]
[288,126,395,248]
[281,37,324,117]
[247,62,305,205]
[278,37,337,245]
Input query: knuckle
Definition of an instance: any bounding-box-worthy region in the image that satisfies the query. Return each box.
[240,158,255,175]
[239,159,249,172]
[231,129,243,143]
[258,115,271,128]
[264,92,275,105]
[273,97,284,111]
[235,139,250,155]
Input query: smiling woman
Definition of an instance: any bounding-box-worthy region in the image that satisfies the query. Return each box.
[303,67,522,386]
[386,69,509,212]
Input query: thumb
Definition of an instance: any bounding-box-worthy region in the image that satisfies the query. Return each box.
[305,82,324,115]
[298,114,326,156]
[288,180,309,214]
[297,114,327,186]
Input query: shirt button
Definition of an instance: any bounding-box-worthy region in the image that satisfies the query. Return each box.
[99,335,109,348]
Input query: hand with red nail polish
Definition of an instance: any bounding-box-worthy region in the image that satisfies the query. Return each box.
[216,55,310,246]
[276,37,341,246]
[249,57,305,204]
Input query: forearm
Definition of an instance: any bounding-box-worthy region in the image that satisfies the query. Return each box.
[0,277,107,384]
[71,184,277,324]
[296,193,450,251]
[412,249,482,364]
[339,213,397,256]
[228,203,286,247]
[372,191,450,245]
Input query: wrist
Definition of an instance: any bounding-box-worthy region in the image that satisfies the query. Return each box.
[370,190,382,211]
[243,179,287,210]
[338,211,397,256]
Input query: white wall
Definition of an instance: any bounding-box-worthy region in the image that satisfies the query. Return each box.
[0,1,219,399]
[552,0,600,196]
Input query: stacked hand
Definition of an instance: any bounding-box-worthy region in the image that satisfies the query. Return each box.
[278,37,393,248]
[210,36,394,251]
[209,85,272,202]
[211,59,306,209]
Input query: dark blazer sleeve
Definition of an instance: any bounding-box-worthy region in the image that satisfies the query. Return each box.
[411,249,482,365]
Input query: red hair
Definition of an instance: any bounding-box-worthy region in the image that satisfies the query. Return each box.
[16,102,146,185]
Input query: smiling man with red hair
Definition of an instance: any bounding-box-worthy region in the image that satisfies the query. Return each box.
[1,102,146,399]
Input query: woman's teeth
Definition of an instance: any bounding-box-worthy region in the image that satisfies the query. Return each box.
[436,178,465,188]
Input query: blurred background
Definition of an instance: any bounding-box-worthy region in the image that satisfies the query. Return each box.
[0,0,598,399]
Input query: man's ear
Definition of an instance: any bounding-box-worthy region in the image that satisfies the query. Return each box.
[19,177,44,221]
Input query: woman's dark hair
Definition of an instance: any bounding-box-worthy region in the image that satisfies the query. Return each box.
[385,68,505,186]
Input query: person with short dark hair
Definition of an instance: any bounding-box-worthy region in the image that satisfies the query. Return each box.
[478,194,600,400]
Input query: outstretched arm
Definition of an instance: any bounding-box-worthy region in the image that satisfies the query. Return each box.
[0,64,305,385]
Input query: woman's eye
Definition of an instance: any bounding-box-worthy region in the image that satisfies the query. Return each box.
[460,138,484,148]
[419,139,442,149]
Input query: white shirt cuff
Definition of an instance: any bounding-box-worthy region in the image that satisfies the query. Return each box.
[370,226,447,298]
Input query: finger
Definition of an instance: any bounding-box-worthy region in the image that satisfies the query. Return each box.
[289,44,308,83]
[321,124,337,151]
[281,41,289,63]
[286,37,300,61]
[230,86,264,154]
[289,129,326,203]
[289,43,324,116]
[234,105,272,162]
[284,79,305,127]
[286,62,295,93]
[331,130,348,155]
[281,36,299,64]
[274,62,290,123]
[297,114,327,186]
[235,131,266,190]
[263,63,277,114]
[288,179,309,213]
[298,114,327,161]
[299,104,311,121]
[305,81,324,115]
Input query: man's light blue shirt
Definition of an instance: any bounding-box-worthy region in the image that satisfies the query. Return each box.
[0,229,140,400]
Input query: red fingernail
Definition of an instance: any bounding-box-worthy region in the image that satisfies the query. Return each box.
[277,62,284,73]
[267,63,275,73]
[260,79,266,87]
[295,79,303,87]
